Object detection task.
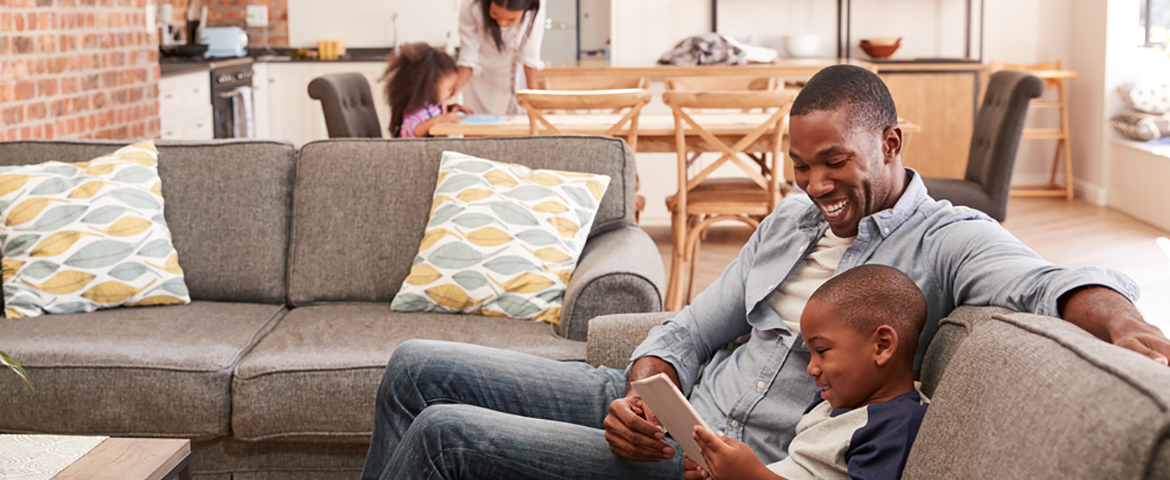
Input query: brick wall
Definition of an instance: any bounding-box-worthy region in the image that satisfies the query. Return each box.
[0,0,160,141]
[162,0,288,47]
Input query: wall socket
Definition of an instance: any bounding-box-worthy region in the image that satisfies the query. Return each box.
[246,5,269,27]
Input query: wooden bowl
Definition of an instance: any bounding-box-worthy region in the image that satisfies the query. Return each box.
[860,38,901,60]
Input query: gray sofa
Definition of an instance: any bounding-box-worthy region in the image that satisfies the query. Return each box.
[589,306,1170,479]
[0,136,665,479]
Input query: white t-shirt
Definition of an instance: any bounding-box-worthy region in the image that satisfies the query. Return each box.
[765,229,856,335]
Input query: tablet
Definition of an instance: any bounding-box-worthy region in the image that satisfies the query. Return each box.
[631,373,712,471]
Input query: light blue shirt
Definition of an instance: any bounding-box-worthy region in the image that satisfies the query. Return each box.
[629,169,1138,464]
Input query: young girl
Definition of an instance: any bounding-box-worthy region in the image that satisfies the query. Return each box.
[383,42,471,138]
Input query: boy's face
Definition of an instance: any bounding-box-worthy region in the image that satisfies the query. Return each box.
[802,298,883,410]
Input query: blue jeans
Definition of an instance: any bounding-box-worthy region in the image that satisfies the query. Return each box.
[360,340,687,480]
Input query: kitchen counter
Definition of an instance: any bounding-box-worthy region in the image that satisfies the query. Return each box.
[541,58,877,78]
[159,62,210,78]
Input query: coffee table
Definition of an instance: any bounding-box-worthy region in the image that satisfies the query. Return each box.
[53,437,191,480]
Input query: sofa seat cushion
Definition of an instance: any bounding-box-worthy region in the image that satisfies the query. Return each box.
[231,303,586,442]
[0,301,286,438]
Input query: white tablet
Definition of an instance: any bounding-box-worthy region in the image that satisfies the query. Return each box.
[631,373,713,471]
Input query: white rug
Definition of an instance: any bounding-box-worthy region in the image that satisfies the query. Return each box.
[0,434,108,480]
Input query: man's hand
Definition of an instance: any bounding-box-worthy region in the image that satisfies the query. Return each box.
[444,103,474,115]
[1060,286,1170,365]
[691,427,781,480]
[603,395,675,461]
[683,453,711,480]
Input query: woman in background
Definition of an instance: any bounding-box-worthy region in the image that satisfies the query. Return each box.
[456,0,546,115]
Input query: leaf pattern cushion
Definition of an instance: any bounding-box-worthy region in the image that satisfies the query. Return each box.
[0,140,191,318]
[391,151,611,323]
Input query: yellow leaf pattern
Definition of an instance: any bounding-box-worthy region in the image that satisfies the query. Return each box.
[484,170,518,188]
[456,226,513,247]
[22,271,96,295]
[405,263,443,285]
[547,217,580,238]
[425,284,487,310]
[144,254,184,275]
[488,273,556,294]
[0,175,34,198]
[391,151,611,323]
[30,231,101,257]
[7,198,68,226]
[125,295,186,307]
[88,216,152,237]
[528,201,569,214]
[457,189,497,203]
[68,181,109,199]
[0,141,190,318]
[81,279,156,304]
[2,259,24,282]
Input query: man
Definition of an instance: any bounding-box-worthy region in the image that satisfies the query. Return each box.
[360,65,1170,480]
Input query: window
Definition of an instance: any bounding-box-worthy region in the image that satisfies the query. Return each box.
[1141,0,1170,47]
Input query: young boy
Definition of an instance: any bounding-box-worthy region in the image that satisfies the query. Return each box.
[684,264,930,480]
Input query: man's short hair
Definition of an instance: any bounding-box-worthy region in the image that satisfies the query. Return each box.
[790,64,898,135]
[809,264,927,364]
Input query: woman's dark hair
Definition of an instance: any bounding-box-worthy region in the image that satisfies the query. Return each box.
[480,0,540,52]
[382,42,459,138]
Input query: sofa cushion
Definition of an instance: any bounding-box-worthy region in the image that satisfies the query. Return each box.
[0,301,286,438]
[903,311,1170,479]
[916,305,1014,398]
[0,140,192,318]
[391,151,611,322]
[0,140,297,304]
[287,136,635,306]
[231,303,586,442]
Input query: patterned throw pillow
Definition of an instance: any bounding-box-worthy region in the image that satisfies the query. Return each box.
[0,140,191,318]
[391,151,611,323]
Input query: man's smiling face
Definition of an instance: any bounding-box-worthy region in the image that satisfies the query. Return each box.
[788,107,903,238]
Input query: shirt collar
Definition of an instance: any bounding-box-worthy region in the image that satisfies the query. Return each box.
[798,167,929,239]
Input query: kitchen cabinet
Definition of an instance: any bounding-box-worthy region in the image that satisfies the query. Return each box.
[879,64,982,179]
[259,61,391,145]
[159,71,213,140]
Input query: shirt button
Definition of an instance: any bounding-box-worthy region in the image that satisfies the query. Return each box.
[731,420,740,428]
[884,227,890,234]
[798,245,806,253]
[767,284,775,290]
[757,381,766,389]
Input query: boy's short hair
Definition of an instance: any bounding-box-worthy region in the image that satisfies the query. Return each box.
[810,264,927,364]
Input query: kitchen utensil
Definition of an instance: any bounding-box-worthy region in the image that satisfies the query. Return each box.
[783,34,820,58]
[860,37,901,60]
[196,6,208,43]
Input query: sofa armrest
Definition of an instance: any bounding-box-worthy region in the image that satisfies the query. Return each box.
[586,312,676,368]
[558,226,666,341]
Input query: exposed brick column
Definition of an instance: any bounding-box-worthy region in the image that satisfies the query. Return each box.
[0,0,161,141]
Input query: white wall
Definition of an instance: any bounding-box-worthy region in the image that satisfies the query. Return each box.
[288,0,461,48]
[611,0,711,64]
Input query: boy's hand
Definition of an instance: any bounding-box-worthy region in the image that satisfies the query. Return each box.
[692,426,780,480]
[683,453,712,479]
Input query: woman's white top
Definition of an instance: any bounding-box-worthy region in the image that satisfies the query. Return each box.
[457,0,546,115]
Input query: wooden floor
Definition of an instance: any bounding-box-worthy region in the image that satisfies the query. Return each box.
[645,197,1170,332]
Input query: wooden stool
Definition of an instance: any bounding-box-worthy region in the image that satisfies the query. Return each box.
[991,61,1079,200]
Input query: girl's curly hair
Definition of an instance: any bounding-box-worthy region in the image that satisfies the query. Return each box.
[382,42,458,137]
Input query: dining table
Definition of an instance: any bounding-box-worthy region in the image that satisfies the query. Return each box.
[429,112,922,155]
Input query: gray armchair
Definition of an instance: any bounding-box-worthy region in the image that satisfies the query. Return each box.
[922,70,1044,221]
[307,73,383,138]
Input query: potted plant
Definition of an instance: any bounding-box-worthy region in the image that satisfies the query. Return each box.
[1,267,32,390]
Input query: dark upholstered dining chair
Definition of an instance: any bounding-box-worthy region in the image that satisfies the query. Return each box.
[922,70,1044,222]
[307,73,383,138]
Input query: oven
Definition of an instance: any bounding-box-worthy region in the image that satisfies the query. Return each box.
[208,58,255,139]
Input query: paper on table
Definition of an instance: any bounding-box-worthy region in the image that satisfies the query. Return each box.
[0,434,108,480]
[631,372,713,471]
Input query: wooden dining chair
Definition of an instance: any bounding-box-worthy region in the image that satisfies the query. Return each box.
[662,89,799,311]
[664,76,778,92]
[540,76,649,91]
[516,89,652,222]
[989,61,1076,200]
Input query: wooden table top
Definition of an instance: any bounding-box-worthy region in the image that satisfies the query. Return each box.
[540,58,878,77]
[54,437,190,480]
[431,112,922,137]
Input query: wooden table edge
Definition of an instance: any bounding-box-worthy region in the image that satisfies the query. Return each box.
[52,437,191,480]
